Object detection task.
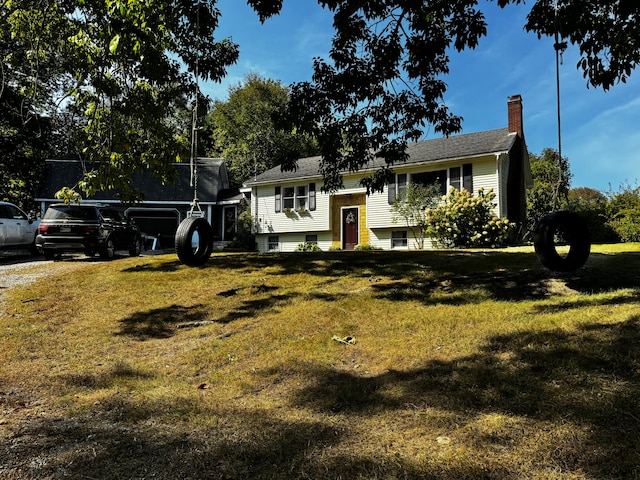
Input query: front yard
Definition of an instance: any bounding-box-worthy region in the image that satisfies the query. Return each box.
[1,245,639,479]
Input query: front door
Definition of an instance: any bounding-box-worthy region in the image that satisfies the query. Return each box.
[342,208,359,250]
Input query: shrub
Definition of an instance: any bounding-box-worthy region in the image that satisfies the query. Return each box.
[606,182,640,242]
[294,242,322,252]
[567,187,618,243]
[354,244,382,251]
[426,188,513,248]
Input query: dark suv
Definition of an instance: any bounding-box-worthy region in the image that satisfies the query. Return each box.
[36,204,142,260]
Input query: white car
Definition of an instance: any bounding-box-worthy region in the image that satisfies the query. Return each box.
[0,201,41,255]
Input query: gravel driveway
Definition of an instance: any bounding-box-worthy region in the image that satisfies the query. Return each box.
[0,252,100,307]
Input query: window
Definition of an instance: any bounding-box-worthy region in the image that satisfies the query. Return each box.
[412,170,447,195]
[305,234,318,245]
[296,185,308,210]
[283,187,295,210]
[391,231,408,248]
[6,205,27,220]
[387,173,407,204]
[449,164,473,192]
[268,236,279,251]
[449,166,461,191]
[277,183,317,212]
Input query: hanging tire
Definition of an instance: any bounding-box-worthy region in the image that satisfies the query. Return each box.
[175,217,214,267]
[534,210,591,272]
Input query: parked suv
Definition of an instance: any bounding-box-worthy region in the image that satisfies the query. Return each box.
[0,201,41,254]
[36,204,142,260]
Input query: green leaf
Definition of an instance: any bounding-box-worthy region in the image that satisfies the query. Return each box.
[109,34,120,54]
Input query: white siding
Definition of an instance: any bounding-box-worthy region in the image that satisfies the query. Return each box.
[467,156,502,217]
[471,157,500,195]
[256,232,333,253]
[369,228,438,250]
[366,157,502,229]
[253,182,330,235]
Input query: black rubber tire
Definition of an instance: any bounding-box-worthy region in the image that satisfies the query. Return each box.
[100,237,116,260]
[175,217,214,267]
[534,211,591,272]
[129,235,142,257]
[43,249,57,260]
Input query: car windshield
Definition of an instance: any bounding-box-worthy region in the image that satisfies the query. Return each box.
[44,206,98,221]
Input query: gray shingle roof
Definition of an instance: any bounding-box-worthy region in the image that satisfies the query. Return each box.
[37,158,229,203]
[245,128,516,186]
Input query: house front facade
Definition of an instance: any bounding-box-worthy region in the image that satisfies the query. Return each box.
[245,95,532,252]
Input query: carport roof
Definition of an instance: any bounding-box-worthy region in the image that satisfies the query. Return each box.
[37,158,229,203]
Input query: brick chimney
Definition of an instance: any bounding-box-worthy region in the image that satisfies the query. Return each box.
[507,94,524,139]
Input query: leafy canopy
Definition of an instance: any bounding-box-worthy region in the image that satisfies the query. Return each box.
[2,0,638,198]
[204,73,318,188]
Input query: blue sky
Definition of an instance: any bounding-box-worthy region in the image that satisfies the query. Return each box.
[205,1,639,193]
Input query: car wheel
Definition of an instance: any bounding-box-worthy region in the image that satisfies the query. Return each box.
[100,237,116,260]
[29,237,40,256]
[129,236,142,257]
[175,217,214,267]
[534,210,591,272]
[43,249,57,260]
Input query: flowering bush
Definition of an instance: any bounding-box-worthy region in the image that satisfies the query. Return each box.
[425,188,513,248]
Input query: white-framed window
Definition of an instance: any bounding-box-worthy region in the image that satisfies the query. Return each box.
[412,170,447,195]
[391,231,408,248]
[388,173,407,204]
[276,183,316,212]
[267,236,279,251]
[305,234,318,245]
[283,187,295,210]
[449,164,473,192]
[296,185,308,210]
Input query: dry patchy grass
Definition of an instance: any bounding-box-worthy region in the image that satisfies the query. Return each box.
[1,245,640,479]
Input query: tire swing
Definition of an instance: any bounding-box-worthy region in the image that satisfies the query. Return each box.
[533,210,591,272]
[175,215,214,267]
[174,36,214,268]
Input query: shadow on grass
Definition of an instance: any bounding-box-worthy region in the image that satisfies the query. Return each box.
[6,315,640,479]
[117,304,210,339]
[116,289,297,339]
[290,315,640,478]
[125,250,640,305]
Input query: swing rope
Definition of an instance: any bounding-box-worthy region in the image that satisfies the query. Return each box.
[552,0,568,211]
[189,2,202,216]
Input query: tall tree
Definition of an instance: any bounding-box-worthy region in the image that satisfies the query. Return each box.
[2,0,239,201]
[204,73,318,188]
[275,0,640,193]
[525,148,572,239]
[3,0,638,198]
[0,86,51,209]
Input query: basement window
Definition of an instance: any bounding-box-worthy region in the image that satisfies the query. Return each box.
[391,231,408,249]
[267,236,279,252]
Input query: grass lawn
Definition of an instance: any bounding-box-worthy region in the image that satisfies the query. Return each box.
[1,244,639,479]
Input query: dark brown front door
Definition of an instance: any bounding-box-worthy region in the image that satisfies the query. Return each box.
[342,208,359,250]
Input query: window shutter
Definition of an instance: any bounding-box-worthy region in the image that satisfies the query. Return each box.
[463,164,473,193]
[309,183,316,211]
[275,186,281,212]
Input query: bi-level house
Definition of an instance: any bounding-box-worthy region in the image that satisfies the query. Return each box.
[244,95,532,252]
